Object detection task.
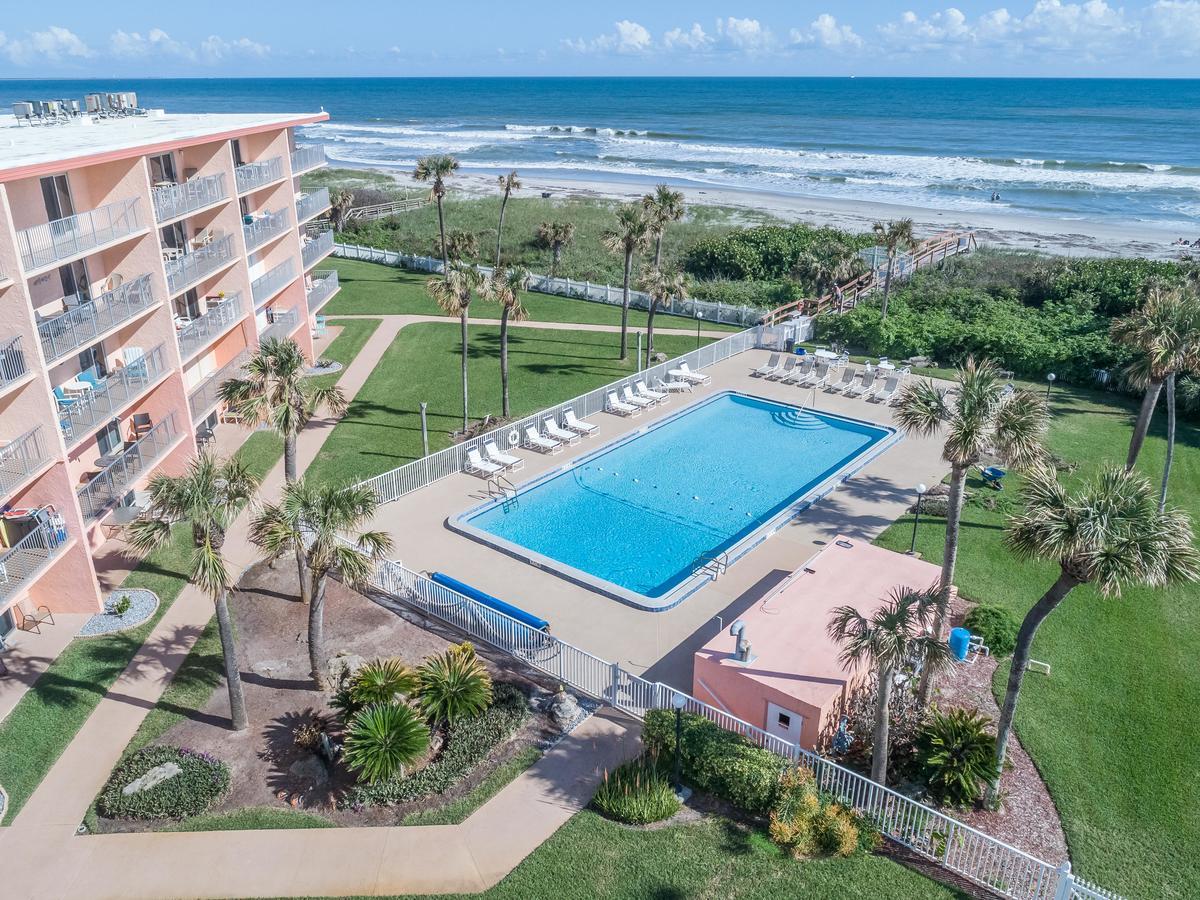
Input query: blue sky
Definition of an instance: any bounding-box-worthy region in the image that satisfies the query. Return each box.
[1,1,1197,78]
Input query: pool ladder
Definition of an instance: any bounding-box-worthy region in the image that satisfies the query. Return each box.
[692,551,729,580]
[486,475,517,502]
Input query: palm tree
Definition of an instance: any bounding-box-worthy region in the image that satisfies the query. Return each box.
[329,188,354,232]
[495,171,521,268]
[872,219,918,319]
[482,266,530,417]
[990,464,1199,802]
[218,337,348,606]
[828,586,952,785]
[428,263,482,431]
[639,266,687,369]
[444,228,479,263]
[641,184,685,272]
[249,478,393,690]
[798,243,864,306]
[126,454,259,731]
[602,204,652,360]
[1111,282,1200,489]
[894,359,1049,706]
[413,154,460,277]
[535,221,576,278]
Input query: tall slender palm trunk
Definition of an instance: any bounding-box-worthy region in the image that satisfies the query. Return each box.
[917,463,967,706]
[1126,378,1164,470]
[500,307,512,417]
[871,664,894,785]
[436,194,449,277]
[215,590,248,730]
[460,310,470,430]
[619,251,633,360]
[653,234,664,272]
[645,303,658,370]
[284,433,312,606]
[308,573,329,690]
[551,246,561,278]
[1159,373,1176,513]
[495,194,509,269]
[880,257,895,319]
[987,568,1080,804]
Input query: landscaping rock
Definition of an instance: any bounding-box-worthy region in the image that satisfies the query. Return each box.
[121,762,182,796]
[549,689,581,728]
[288,755,330,787]
[327,653,366,685]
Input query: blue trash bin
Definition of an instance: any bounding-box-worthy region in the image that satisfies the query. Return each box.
[949,627,971,661]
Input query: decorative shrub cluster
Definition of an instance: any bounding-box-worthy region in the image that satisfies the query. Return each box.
[830,676,929,783]
[591,754,681,825]
[962,604,1020,658]
[684,224,872,283]
[916,708,999,807]
[344,683,528,808]
[768,767,880,858]
[98,746,229,820]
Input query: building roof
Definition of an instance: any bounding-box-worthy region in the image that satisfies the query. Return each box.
[696,537,943,710]
[0,111,328,180]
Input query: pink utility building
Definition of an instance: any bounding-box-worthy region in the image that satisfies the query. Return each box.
[692,537,944,750]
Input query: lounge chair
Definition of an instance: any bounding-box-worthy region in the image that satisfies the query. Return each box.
[635,380,668,403]
[780,358,812,384]
[484,440,523,471]
[621,385,654,409]
[671,362,710,385]
[655,375,692,394]
[767,357,797,381]
[523,425,561,454]
[870,376,901,404]
[563,408,597,435]
[752,353,781,377]
[825,367,856,393]
[845,371,876,398]
[466,447,502,477]
[807,364,830,389]
[543,417,581,446]
[606,391,639,417]
[52,386,78,410]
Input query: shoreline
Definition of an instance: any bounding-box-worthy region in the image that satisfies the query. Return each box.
[344,163,1189,260]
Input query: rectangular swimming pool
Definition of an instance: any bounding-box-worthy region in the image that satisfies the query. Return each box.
[451,392,899,610]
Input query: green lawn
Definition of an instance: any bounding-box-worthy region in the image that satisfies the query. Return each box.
[165,806,334,832]
[324,258,742,331]
[307,323,715,486]
[401,747,542,826]
[876,386,1200,899]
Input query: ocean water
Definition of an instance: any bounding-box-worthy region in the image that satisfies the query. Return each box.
[462,393,889,600]
[5,78,1199,229]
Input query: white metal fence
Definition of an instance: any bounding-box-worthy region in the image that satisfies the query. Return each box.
[333,242,770,327]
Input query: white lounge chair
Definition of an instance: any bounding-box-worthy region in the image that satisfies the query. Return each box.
[671,362,710,385]
[655,375,692,394]
[870,376,901,404]
[524,425,562,454]
[543,417,581,446]
[635,380,668,403]
[606,391,639,417]
[484,440,524,471]
[825,367,856,393]
[621,384,654,409]
[845,371,876,398]
[767,357,797,381]
[466,447,502,477]
[563,408,597,435]
[752,353,781,377]
[781,358,812,384]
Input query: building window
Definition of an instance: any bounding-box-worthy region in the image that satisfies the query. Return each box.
[95,420,122,456]
[77,344,107,381]
[160,221,186,252]
[40,174,74,221]
[59,259,91,304]
[231,139,245,168]
[777,712,791,729]
[148,152,178,186]
[174,289,200,320]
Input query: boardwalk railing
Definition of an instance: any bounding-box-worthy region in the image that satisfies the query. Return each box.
[333,242,769,327]
[344,196,430,220]
[364,558,1121,900]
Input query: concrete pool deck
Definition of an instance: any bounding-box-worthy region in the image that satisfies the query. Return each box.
[369,347,948,690]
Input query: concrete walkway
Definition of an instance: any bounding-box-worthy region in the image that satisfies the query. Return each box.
[332,311,737,341]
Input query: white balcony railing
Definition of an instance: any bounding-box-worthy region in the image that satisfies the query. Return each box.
[0,426,52,493]
[38,274,156,362]
[301,230,334,270]
[77,414,178,520]
[0,335,29,389]
[235,156,284,194]
[243,207,292,251]
[177,292,245,359]
[188,348,251,423]
[306,270,339,313]
[290,144,327,174]
[58,344,168,442]
[17,197,142,270]
[251,258,296,306]
[165,234,235,296]
[296,187,331,223]
[260,307,299,344]
[152,172,228,222]
[0,519,68,605]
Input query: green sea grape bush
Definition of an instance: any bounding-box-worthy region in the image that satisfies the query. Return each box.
[683,224,872,282]
[98,746,230,820]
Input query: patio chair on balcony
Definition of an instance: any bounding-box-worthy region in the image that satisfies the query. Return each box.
[130,413,153,441]
[189,228,214,251]
[53,386,78,411]
[120,347,148,382]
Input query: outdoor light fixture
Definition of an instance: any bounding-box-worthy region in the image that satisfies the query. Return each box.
[671,692,688,797]
[695,310,705,350]
[908,483,928,556]
[1046,372,1057,400]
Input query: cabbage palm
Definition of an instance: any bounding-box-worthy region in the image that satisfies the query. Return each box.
[413,154,459,277]
[126,454,259,731]
[329,188,354,232]
[602,204,652,360]
[639,266,687,369]
[799,243,864,306]
[641,184,685,272]
[536,221,576,278]
[828,586,952,785]
[444,228,478,263]
[482,266,530,417]
[872,219,917,319]
[990,464,1199,802]
[894,358,1049,706]
[495,171,521,267]
[249,478,393,690]
[428,263,482,431]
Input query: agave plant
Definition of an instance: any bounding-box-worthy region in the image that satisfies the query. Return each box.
[343,702,430,784]
[916,707,998,807]
[416,642,494,727]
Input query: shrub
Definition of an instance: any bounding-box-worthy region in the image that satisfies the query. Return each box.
[689,278,803,309]
[293,714,327,751]
[591,755,681,824]
[684,224,871,282]
[962,604,1020,658]
[344,703,430,784]
[830,676,928,781]
[916,708,999,807]
[416,642,493,726]
[98,746,229,820]
[767,766,878,858]
[112,594,132,617]
[352,658,419,709]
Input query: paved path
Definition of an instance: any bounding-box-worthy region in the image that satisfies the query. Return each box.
[332,311,736,340]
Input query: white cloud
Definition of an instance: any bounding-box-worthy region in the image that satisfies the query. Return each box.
[663,23,712,52]
[200,35,271,60]
[110,28,195,60]
[715,17,774,52]
[1143,1,1200,53]
[0,25,92,65]
[564,19,652,54]
[791,14,864,50]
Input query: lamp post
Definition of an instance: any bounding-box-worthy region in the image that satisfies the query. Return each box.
[1046,372,1056,401]
[671,692,687,796]
[695,311,704,350]
[908,483,928,556]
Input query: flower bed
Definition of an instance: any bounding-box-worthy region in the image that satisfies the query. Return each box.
[98,746,230,820]
[78,589,159,637]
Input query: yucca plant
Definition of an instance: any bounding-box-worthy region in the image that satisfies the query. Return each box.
[343,702,430,784]
[352,658,419,709]
[916,708,998,807]
[416,642,493,727]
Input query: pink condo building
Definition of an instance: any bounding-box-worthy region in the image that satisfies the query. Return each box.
[0,98,338,638]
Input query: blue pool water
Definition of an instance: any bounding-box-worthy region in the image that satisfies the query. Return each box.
[460,393,893,603]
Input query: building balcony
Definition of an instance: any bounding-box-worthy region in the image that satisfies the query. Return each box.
[165,234,235,296]
[77,414,179,520]
[0,426,52,495]
[152,172,228,222]
[17,197,142,272]
[306,270,339,313]
[57,344,169,444]
[235,156,284,195]
[177,292,245,360]
[301,230,334,270]
[291,144,327,175]
[296,187,331,223]
[189,348,251,424]
[251,258,296,306]
[0,518,69,607]
[0,336,30,394]
[260,307,299,344]
[37,274,157,363]
[243,207,292,252]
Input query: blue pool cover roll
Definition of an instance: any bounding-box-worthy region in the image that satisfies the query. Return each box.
[430,572,550,632]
